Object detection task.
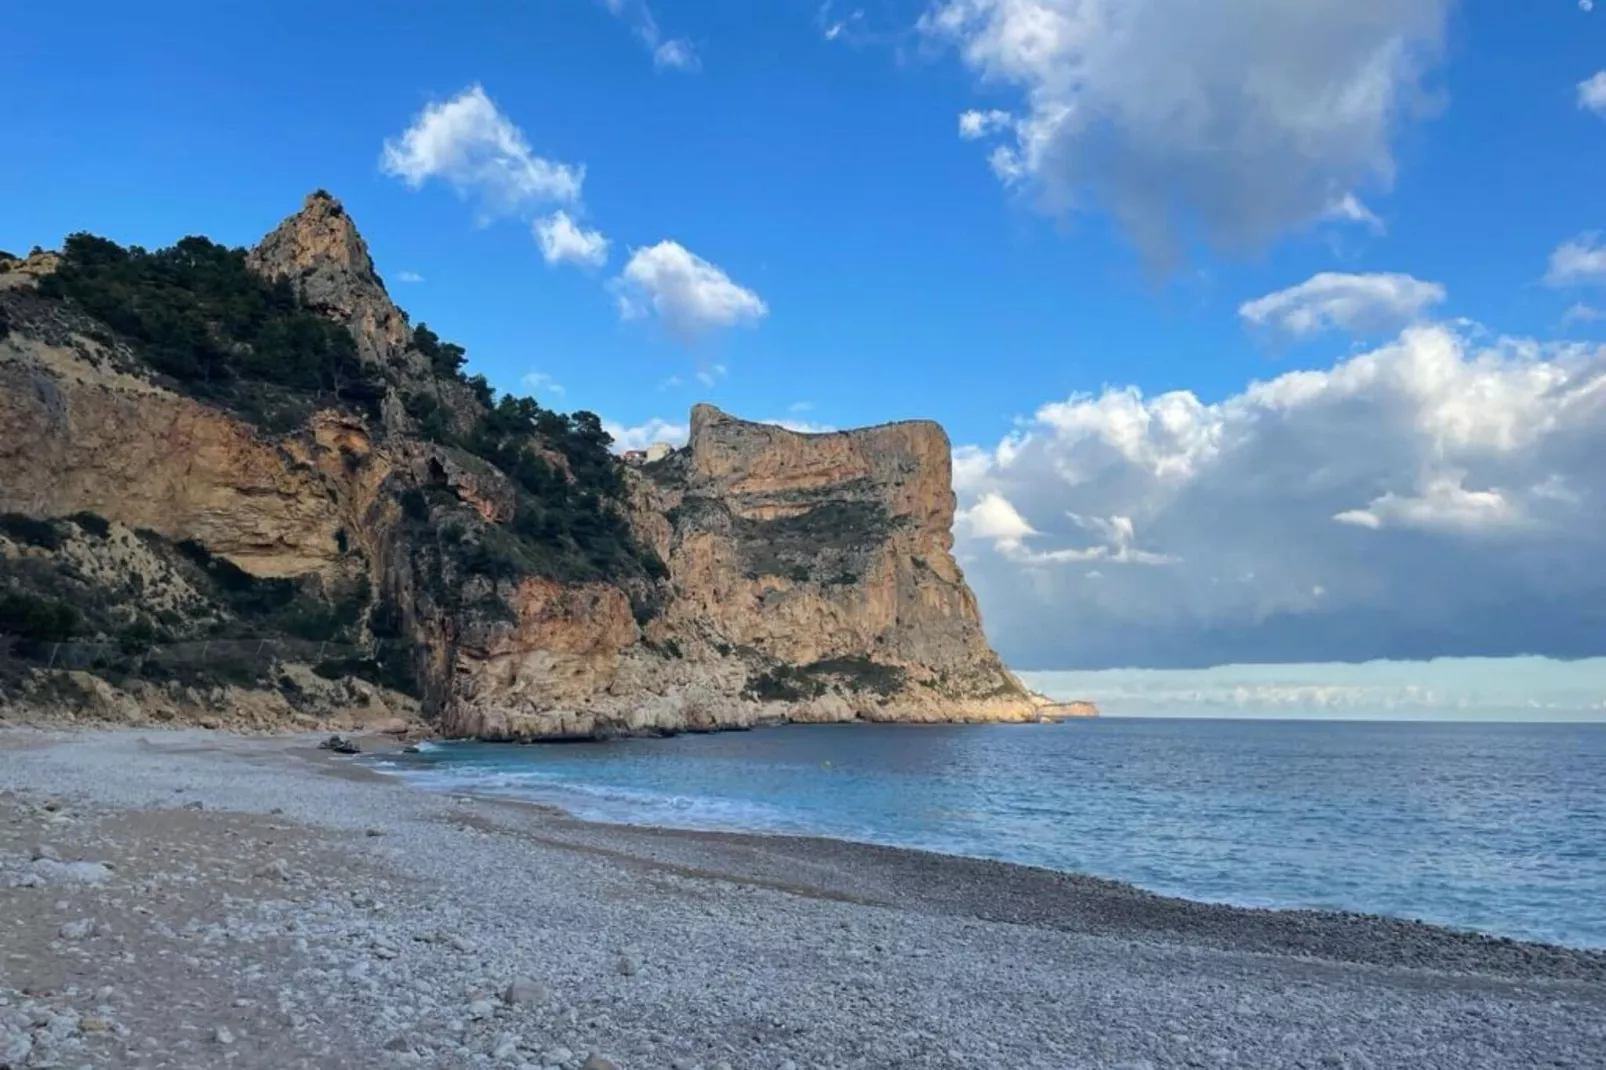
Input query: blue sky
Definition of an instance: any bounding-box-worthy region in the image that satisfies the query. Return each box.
[4,0,1605,669]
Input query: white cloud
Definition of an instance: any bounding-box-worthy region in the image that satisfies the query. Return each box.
[520,371,565,397]
[1545,233,1606,288]
[1239,272,1447,338]
[695,363,728,387]
[603,417,689,452]
[819,3,867,42]
[953,324,1606,668]
[394,271,425,284]
[381,85,583,217]
[1332,473,1526,534]
[959,492,1037,545]
[1579,71,1606,115]
[921,0,1449,259]
[653,39,700,71]
[1321,194,1386,234]
[534,211,610,268]
[789,401,815,413]
[614,241,768,339]
[600,0,699,72]
[958,109,1014,140]
[1563,303,1603,327]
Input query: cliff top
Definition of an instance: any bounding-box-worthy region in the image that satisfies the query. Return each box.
[689,403,949,445]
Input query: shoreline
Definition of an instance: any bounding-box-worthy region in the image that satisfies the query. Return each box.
[3,725,1604,1069]
[356,727,1603,954]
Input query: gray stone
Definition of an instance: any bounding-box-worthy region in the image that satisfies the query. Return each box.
[503,977,550,1006]
[26,859,111,885]
[214,1025,235,1045]
[581,1055,618,1070]
[58,919,94,940]
[256,859,293,881]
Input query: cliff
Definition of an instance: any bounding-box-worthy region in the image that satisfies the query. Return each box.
[0,193,1038,737]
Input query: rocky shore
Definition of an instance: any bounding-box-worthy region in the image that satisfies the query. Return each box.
[2,728,1604,1069]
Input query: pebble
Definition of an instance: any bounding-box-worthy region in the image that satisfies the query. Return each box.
[58,918,95,940]
[1,729,1599,1070]
[504,977,549,1006]
[255,858,293,881]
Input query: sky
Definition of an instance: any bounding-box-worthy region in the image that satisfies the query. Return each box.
[3,0,1605,671]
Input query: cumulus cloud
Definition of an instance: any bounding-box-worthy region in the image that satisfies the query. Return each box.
[534,211,610,268]
[953,325,1606,669]
[381,85,583,217]
[1239,272,1447,338]
[958,109,1014,140]
[1545,233,1606,288]
[1580,71,1606,115]
[602,417,689,452]
[614,241,768,339]
[600,0,699,71]
[393,271,425,284]
[920,0,1449,259]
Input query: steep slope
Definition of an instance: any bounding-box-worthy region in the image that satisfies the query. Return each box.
[0,192,1039,736]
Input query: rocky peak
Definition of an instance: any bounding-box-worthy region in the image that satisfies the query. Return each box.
[246,191,410,368]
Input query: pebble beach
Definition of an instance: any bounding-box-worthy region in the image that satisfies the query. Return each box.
[2,727,1604,1069]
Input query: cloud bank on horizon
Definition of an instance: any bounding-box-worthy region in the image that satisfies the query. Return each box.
[953,313,1606,669]
[1020,657,1606,720]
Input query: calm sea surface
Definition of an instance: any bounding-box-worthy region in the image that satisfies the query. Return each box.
[366,719,1606,948]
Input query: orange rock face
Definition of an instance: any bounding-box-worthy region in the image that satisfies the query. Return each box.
[0,191,1039,739]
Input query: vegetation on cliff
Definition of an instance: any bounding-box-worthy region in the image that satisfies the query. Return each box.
[0,512,400,697]
[38,234,384,430]
[31,230,664,596]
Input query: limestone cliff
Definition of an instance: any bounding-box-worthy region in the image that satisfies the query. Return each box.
[0,192,1037,737]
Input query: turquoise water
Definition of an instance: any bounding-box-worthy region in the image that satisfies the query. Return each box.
[366,719,1606,948]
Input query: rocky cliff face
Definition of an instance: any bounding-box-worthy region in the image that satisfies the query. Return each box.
[0,193,1038,737]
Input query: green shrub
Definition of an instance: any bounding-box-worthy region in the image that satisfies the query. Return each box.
[69,511,112,538]
[806,655,906,697]
[0,514,62,550]
[744,665,826,702]
[0,591,78,641]
[37,233,383,422]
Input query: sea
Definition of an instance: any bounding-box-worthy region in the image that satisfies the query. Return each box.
[364,708,1606,950]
